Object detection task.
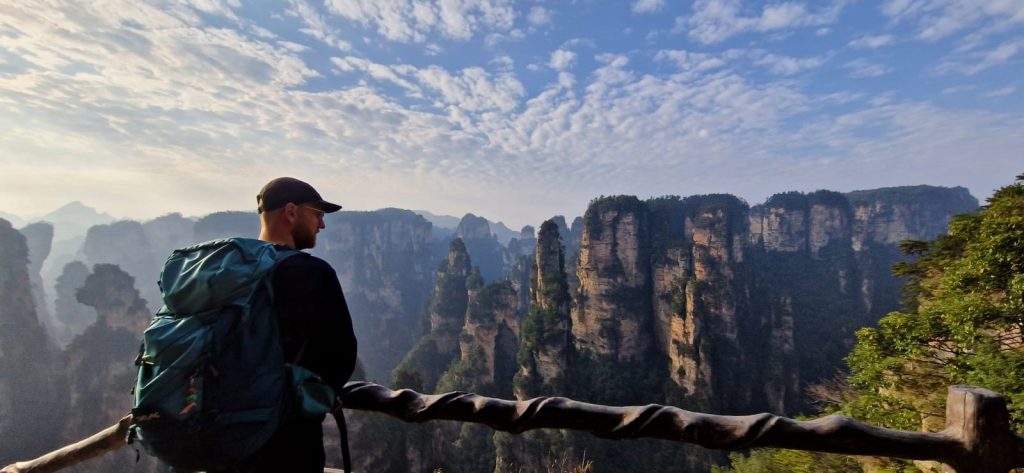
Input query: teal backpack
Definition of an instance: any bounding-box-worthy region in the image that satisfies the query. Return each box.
[129,238,336,472]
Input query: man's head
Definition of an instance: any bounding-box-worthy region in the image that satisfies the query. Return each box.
[257,177,342,249]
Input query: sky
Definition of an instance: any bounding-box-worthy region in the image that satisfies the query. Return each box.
[0,0,1021,228]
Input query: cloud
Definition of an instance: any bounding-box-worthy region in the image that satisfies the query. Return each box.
[881,0,1024,41]
[323,0,517,43]
[849,34,894,49]
[751,52,826,75]
[1,0,1021,225]
[985,86,1015,98]
[632,0,666,14]
[288,0,352,51]
[654,49,727,73]
[844,58,891,77]
[415,66,525,112]
[527,6,552,27]
[934,38,1023,75]
[677,0,848,44]
[549,49,577,70]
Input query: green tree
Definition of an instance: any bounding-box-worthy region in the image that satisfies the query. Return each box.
[845,174,1024,433]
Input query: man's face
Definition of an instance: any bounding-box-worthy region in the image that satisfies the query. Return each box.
[292,204,325,249]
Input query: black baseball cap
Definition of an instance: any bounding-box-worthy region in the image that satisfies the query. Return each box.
[257,177,342,214]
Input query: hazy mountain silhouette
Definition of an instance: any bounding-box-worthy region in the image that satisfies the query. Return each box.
[413,209,523,245]
[32,201,116,241]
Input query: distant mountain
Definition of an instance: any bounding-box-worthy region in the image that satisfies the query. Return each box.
[413,209,520,245]
[31,202,116,241]
[413,210,462,229]
[0,211,24,227]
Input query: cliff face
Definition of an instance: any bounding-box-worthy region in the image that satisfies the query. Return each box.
[82,220,160,313]
[455,213,506,283]
[515,220,572,399]
[62,263,159,471]
[393,238,473,392]
[19,222,55,338]
[572,197,652,362]
[451,281,518,392]
[846,185,978,250]
[53,261,94,346]
[568,187,976,417]
[0,219,63,464]
[192,211,258,242]
[143,213,196,261]
[317,209,434,382]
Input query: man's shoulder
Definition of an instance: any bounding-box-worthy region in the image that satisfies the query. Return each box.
[275,251,335,273]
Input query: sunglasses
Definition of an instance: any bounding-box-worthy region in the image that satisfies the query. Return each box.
[302,206,326,218]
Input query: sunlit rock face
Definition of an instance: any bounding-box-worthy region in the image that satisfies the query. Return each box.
[572,197,652,362]
[317,208,435,382]
[846,185,978,251]
[0,219,63,465]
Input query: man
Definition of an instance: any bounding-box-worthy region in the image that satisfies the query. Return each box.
[234,177,358,472]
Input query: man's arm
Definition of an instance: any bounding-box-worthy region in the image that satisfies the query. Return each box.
[273,254,358,390]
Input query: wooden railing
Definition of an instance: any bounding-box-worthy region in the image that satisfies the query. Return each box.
[3,383,1023,472]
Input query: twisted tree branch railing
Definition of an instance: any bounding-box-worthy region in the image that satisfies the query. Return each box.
[4,383,1023,472]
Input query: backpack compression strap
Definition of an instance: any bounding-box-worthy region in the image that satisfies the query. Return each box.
[331,402,351,473]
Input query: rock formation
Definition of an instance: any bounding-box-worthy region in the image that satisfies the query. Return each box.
[394,238,473,392]
[455,213,506,283]
[53,261,94,346]
[62,263,158,471]
[0,219,63,465]
[572,196,652,362]
[142,212,196,261]
[317,209,434,382]
[193,211,258,242]
[82,220,160,313]
[19,222,55,338]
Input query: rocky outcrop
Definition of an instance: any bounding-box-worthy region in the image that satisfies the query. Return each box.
[439,280,518,395]
[62,263,158,471]
[394,238,473,392]
[846,185,978,251]
[515,220,572,399]
[572,197,652,362]
[19,222,55,338]
[143,212,196,261]
[455,213,492,240]
[455,213,506,283]
[53,261,94,346]
[318,209,434,382]
[193,211,259,242]
[0,219,63,465]
[82,220,160,313]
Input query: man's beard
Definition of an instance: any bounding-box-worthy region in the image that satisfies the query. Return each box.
[293,230,316,250]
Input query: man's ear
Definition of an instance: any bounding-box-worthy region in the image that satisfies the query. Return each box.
[283,202,299,223]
